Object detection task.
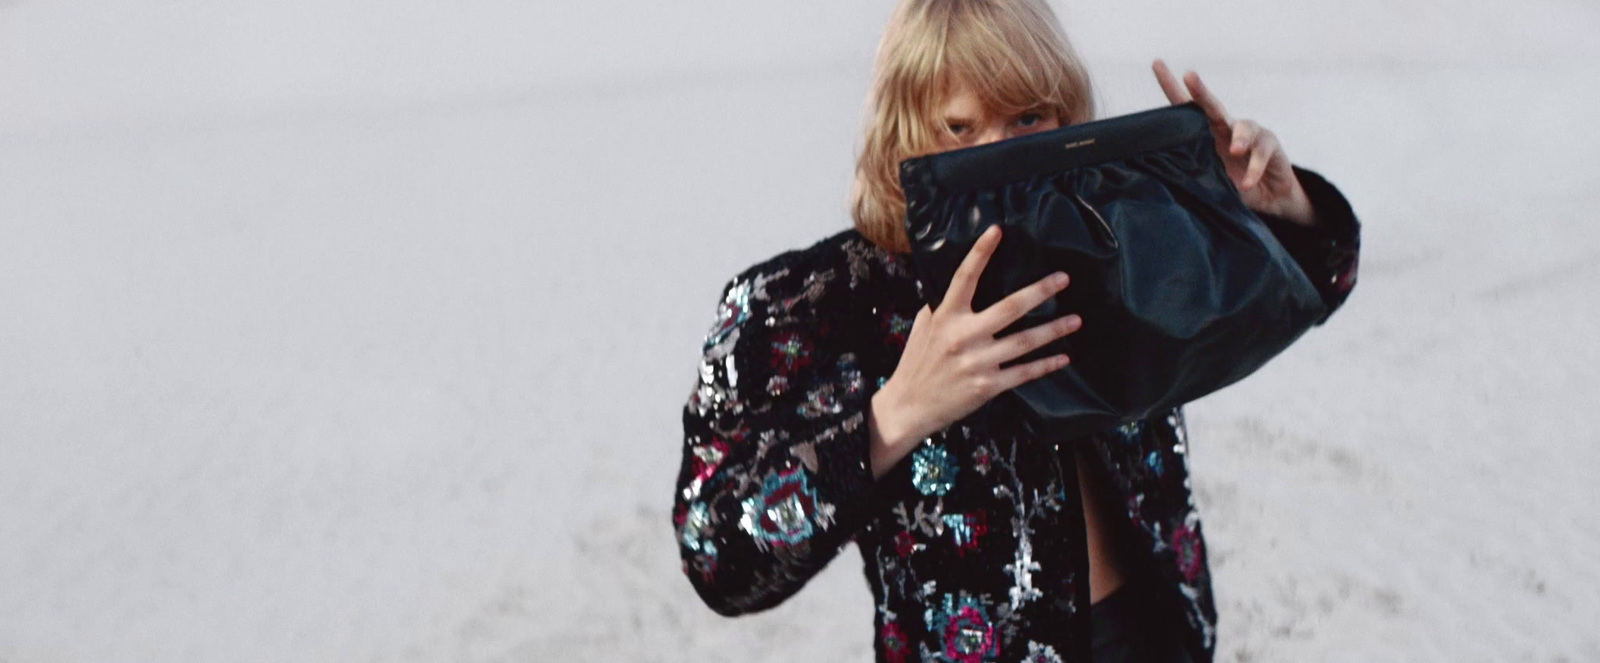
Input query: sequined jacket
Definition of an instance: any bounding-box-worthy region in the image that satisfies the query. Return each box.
[673,167,1360,663]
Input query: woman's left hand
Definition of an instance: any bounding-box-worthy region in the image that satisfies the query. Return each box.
[1152,59,1317,227]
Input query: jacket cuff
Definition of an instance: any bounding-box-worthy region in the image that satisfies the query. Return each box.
[1257,165,1362,323]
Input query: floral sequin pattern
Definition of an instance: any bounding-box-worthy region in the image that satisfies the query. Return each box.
[912,444,958,496]
[677,219,1363,660]
[770,331,813,373]
[836,354,863,398]
[893,530,923,558]
[739,466,836,549]
[882,311,913,349]
[1144,450,1164,476]
[677,501,718,581]
[925,593,999,663]
[1173,519,1205,582]
[703,280,751,354]
[1024,641,1064,663]
[971,445,992,476]
[942,510,988,556]
[880,621,913,663]
[691,439,730,485]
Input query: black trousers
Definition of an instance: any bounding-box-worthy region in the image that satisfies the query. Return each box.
[1090,575,1197,663]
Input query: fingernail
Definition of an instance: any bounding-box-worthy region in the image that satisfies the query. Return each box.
[1051,272,1069,287]
[1065,314,1083,330]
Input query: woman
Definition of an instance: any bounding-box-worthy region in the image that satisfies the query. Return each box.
[673,0,1360,661]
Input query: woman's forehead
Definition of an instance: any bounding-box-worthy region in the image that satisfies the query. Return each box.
[935,74,1043,116]
[937,79,988,116]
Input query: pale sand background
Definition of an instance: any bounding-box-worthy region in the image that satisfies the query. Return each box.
[3,1,1598,661]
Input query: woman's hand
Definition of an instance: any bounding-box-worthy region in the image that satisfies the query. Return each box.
[867,225,1082,479]
[1152,59,1318,227]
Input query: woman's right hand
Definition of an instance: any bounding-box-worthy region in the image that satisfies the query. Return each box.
[868,225,1083,479]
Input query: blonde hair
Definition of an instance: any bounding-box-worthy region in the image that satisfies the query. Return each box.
[850,0,1096,253]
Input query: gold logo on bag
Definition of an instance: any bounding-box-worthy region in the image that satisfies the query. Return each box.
[1064,138,1096,150]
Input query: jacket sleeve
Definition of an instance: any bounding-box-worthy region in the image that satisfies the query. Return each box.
[1258,166,1362,323]
[672,246,878,616]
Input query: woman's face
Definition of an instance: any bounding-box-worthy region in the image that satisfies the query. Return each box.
[933,78,1061,153]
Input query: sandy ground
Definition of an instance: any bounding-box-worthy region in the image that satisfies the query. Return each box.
[2,1,1599,661]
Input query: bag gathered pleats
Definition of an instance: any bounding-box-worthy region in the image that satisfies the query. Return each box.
[900,102,1326,443]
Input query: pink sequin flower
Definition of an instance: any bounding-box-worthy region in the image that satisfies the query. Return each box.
[770,331,813,373]
[926,593,998,663]
[1173,523,1205,582]
[880,621,912,663]
[894,531,919,558]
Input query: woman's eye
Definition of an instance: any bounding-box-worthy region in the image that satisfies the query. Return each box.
[1016,113,1042,128]
[947,123,969,135]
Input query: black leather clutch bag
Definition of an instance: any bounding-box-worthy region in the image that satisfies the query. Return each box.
[900,102,1326,441]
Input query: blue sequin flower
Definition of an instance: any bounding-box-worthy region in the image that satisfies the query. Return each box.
[680,502,718,556]
[739,467,822,547]
[912,444,958,496]
[1145,450,1164,476]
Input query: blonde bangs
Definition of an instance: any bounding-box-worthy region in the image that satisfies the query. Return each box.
[850,0,1095,254]
[942,2,1089,123]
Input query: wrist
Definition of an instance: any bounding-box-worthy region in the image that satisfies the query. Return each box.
[868,383,921,479]
[1281,175,1320,227]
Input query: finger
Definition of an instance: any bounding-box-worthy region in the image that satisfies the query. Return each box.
[1242,148,1268,190]
[993,352,1071,393]
[1243,131,1278,190]
[1229,119,1259,157]
[976,269,1070,334]
[1182,71,1232,129]
[946,225,1001,312]
[1152,59,1190,105]
[984,312,1082,366]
